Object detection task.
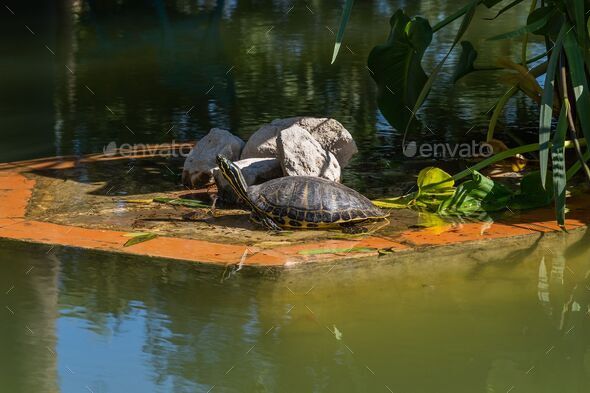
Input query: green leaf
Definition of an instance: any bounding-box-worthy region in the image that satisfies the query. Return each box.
[539,24,567,188]
[487,7,556,40]
[483,0,525,20]
[331,0,354,64]
[552,104,569,226]
[417,167,455,192]
[509,171,554,210]
[564,30,590,149]
[123,232,158,247]
[372,167,454,211]
[372,193,417,209]
[153,197,209,208]
[438,171,513,215]
[453,41,478,82]
[367,10,432,131]
[298,247,376,255]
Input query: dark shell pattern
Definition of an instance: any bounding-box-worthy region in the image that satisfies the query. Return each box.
[247,176,387,228]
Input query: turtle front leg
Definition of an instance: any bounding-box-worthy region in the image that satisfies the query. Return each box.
[251,213,282,232]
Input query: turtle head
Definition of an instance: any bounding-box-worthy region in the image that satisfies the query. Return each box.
[216,155,249,199]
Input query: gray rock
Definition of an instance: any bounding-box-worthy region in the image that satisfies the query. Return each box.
[241,117,357,167]
[182,128,245,187]
[213,158,283,203]
[277,125,341,182]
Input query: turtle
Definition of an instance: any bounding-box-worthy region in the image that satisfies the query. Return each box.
[216,155,388,231]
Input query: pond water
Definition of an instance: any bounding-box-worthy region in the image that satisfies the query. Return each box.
[2,233,590,393]
[1,0,544,191]
[3,1,583,392]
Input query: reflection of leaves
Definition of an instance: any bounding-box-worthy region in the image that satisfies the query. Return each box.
[123,232,158,247]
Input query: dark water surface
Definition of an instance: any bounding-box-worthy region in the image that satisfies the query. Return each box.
[1,0,543,184]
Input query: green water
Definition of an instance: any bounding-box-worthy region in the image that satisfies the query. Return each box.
[2,233,590,393]
[3,1,586,392]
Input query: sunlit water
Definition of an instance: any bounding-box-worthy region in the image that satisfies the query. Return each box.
[2,1,581,392]
[2,232,590,393]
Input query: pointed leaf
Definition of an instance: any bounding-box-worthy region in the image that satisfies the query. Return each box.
[124,233,158,247]
[564,29,590,148]
[487,7,556,40]
[483,0,525,20]
[331,0,354,64]
[552,104,569,226]
[539,24,567,188]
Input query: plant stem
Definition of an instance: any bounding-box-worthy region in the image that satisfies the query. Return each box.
[452,138,587,182]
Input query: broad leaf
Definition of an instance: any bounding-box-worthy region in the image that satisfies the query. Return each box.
[509,171,554,210]
[367,10,432,131]
[438,171,513,215]
[453,41,478,82]
[372,167,454,211]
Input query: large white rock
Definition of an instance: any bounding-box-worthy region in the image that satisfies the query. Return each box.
[182,128,245,187]
[240,117,357,167]
[277,125,341,182]
[213,158,283,203]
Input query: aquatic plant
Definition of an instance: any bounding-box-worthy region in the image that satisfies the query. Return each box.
[334,0,590,226]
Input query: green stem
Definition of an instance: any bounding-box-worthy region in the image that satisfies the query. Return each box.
[452,138,587,182]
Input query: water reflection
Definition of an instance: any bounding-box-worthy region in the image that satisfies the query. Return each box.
[2,230,590,392]
[2,0,541,192]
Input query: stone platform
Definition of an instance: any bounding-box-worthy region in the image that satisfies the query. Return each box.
[1,145,589,268]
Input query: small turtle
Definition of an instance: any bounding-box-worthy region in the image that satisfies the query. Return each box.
[216,155,388,231]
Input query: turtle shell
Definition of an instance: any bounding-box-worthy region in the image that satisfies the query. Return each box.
[247,176,387,228]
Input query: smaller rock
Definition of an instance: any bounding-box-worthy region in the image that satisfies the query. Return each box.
[213,158,283,203]
[277,125,341,182]
[182,128,245,187]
